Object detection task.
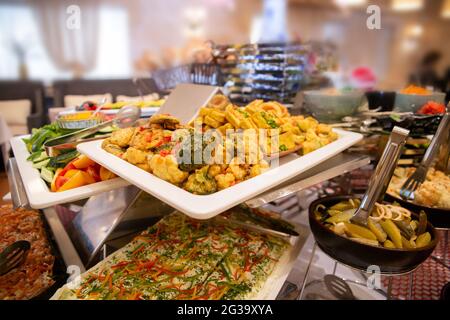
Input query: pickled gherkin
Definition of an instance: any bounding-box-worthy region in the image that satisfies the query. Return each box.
[380,219,402,249]
[401,236,416,249]
[315,199,434,251]
[383,240,396,248]
[416,232,431,248]
[343,222,377,241]
[367,218,387,242]
[325,209,355,224]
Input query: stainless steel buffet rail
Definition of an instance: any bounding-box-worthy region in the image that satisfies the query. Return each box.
[6,158,29,209]
[245,152,371,208]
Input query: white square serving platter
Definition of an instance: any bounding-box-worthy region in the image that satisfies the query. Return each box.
[77,129,362,219]
[10,135,130,209]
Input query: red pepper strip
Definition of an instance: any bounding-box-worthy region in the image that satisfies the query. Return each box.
[118,284,125,299]
[163,136,172,142]
[132,292,142,300]
[195,236,209,243]
[132,244,146,256]
[154,140,164,148]
[211,243,228,251]
[159,149,171,157]
[244,252,251,272]
[145,134,153,142]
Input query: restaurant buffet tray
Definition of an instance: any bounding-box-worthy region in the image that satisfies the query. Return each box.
[78,128,362,219]
[10,135,129,209]
[51,211,304,300]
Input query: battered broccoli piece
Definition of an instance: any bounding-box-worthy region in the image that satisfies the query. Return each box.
[183,166,217,195]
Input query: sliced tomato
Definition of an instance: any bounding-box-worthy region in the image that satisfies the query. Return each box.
[86,166,101,182]
[51,168,64,192]
[55,176,69,190]
[57,171,88,192]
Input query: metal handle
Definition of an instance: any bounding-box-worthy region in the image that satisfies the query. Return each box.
[352,126,409,225]
[6,158,29,209]
[421,112,450,168]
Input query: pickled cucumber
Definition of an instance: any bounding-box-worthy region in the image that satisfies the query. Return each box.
[380,219,403,249]
[401,236,416,249]
[383,240,396,248]
[350,237,379,247]
[416,232,431,248]
[327,209,342,216]
[325,209,355,224]
[417,211,427,235]
[343,222,377,241]
[329,201,354,211]
[368,218,387,242]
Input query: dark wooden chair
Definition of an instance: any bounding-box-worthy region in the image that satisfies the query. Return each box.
[52,78,160,107]
[0,80,45,133]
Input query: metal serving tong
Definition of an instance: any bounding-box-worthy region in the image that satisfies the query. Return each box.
[44,105,141,157]
[351,126,410,226]
[0,240,31,276]
[400,111,450,200]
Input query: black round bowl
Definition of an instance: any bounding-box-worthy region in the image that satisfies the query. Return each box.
[309,195,438,275]
[385,193,450,230]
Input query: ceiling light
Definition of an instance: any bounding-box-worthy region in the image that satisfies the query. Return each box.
[442,0,450,18]
[392,0,424,12]
[334,0,367,7]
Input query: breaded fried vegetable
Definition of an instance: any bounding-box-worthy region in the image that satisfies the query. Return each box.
[215,173,235,190]
[109,127,136,147]
[183,166,217,195]
[149,114,180,130]
[123,147,150,165]
[149,154,189,185]
[102,138,126,157]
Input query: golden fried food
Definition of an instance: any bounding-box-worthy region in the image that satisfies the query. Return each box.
[109,127,136,147]
[215,172,236,190]
[102,138,126,157]
[149,154,189,185]
[388,167,450,208]
[183,166,218,195]
[207,94,229,110]
[122,147,152,172]
[149,114,180,130]
[102,98,339,195]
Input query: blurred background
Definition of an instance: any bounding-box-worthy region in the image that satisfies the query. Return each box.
[0,0,449,87]
[0,0,450,139]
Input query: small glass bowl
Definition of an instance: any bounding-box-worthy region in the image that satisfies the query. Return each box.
[56,111,106,130]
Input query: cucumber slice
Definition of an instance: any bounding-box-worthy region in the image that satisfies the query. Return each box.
[98,126,114,133]
[32,151,49,163]
[40,167,54,184]
[32,158,50,169]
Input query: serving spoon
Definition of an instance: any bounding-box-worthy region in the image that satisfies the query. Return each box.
[351,126,410,226]
[44,105,141,157]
